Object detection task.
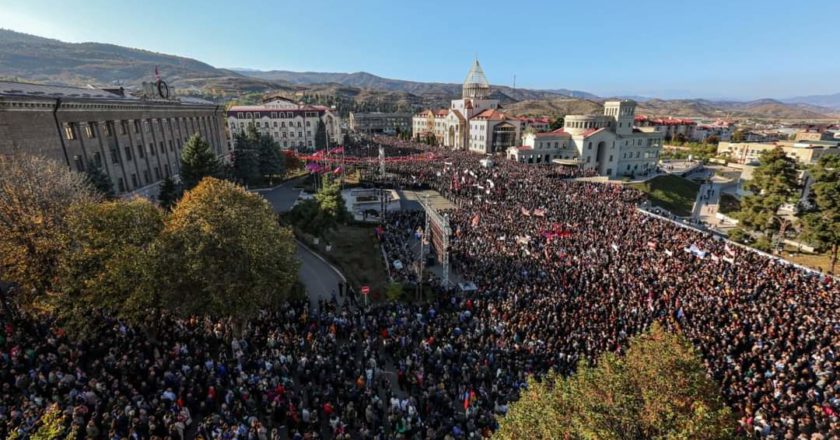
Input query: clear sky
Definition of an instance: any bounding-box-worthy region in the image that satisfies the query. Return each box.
[2,0,838,100]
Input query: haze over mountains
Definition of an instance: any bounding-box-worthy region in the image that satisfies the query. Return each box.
[1,28,838,119]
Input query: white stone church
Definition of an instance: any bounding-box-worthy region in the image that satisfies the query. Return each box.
[412,59,522,154]
[412,60,664,178]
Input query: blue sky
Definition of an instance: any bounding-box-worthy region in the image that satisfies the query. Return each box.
[2,0,838,100]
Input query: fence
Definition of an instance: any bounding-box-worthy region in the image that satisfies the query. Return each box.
[637,207,834,280]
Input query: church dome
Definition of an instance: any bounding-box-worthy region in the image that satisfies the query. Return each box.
[463,59,490,99]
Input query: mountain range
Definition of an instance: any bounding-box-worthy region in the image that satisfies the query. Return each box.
[1,28,838,120]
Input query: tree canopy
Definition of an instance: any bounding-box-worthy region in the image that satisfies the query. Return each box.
[735,147,799,244]
[232,124,285,186]
[495,323,735,440]
[0,154,100,301]
[158,177,298,323]
[180,134,221,190]
[800,154,840,273]
[57,198,165,334]
[84,160,115,199]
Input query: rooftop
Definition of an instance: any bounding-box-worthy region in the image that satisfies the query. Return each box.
[0,80,134,100]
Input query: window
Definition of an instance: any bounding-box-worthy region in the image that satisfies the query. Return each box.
[124,146,133,161]
[93,152,103,167]
[120,120,128,135]
[608,155,613,162]
[64,123,77,140]
[84,123,96,139]
[137,145,145,159]
[74,155,84,172]
[134,120,141,133]
[118,178,126,193]
[271,112,277,118]
[149,144,156,156]
[169,140,174,152]
[110,148,120,164]
[159,142,165,153]
[164,164,170,178]
[105,121,115,137]
[154,167,160,179]
[306,121,311,127]
[131,174,138,188]
[237,112,243,118]
[144,170,151,184]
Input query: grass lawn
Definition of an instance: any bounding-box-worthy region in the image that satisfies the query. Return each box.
[300,223,390,297]
[782,246,837,276]
[719,193,741,215]
[629,175,700,217]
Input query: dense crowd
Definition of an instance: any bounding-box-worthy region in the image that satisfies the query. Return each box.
[2,135,838,439]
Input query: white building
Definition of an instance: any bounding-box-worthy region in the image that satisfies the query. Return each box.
[412,60,523,153]
[507,100,664,178]
[228,97,342,150]
[692,119,734,142]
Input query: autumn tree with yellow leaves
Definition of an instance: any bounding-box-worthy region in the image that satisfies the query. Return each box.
[495,323,735,440]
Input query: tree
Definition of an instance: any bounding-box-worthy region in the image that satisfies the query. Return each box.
[0,155,100,302]
[283,150,304,172]
[257,132,284,184]
[800,154,840,274]
[735,147,799,249]
[705,135,720,145]
[158,178,298,326]
[314,176,349,225]
[231,142,260,185]
[85,160,115,199]
[315,119,328,149]
[549,116,565,131]
[180,134,221,190]
[158,176,180,210]
[730,129,747,143]
[56,198,165,335]
[496,324,734,440]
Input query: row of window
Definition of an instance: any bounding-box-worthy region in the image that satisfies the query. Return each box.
[233,120,309,129]
[64,116,213,141]
[234,111,319,119]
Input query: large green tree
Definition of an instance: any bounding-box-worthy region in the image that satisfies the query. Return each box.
[0,154,100,302]
[735,147,799,248]
[158,177,298,327]
[257,132,285,184]
[158,176,180,210]
[85,160,115,199]
[57,198,165,335]
[495,323,734,440]
[800,154,840,274]
[180,134,221,190]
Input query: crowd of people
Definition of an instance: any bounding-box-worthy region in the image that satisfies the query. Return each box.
[1,135,838,439]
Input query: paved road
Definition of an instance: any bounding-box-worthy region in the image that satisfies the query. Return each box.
[259,178,346,309]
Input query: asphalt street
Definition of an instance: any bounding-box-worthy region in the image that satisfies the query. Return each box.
[259,178,345,308]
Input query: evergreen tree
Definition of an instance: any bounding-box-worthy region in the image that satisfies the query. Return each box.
[257,133,284,184]
[157,176,179,210]
[180,134,221,190]
[85,160,115,199]
[801,154,840,274]
[315,119,328,149]
[231,140,260,185]
[735,147,799,249]
[549,116,565,131]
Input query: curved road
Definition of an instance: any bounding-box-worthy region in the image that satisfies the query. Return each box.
[258,178,345,308]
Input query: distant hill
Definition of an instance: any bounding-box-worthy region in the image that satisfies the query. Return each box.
[782,93,840,110]
[0,28,834,120]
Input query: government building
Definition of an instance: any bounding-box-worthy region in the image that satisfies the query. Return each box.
[227,97,342,150]
[508,100,664,178]
[0,81,227,198]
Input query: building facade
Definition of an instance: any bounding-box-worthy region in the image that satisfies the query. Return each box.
[718,137,840,166]
[227,98,342,150]
[412,60,525,154]
[349,112,412,135]
[635,115,696,141]
[0,81,226,198]
[507,100,664,178]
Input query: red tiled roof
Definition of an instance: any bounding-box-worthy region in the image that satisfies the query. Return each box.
[582,127,606,137]
[472,109,508,121]
[535,128,570,138]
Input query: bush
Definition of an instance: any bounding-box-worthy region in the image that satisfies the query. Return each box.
[385,282,404,301]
